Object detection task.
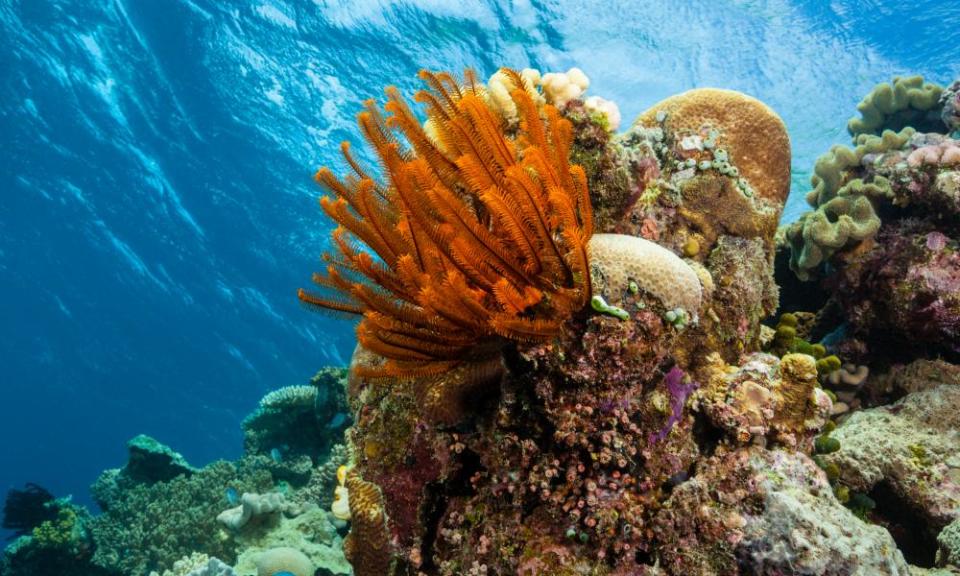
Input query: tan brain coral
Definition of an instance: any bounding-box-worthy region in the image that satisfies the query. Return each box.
[635,88,791,206]
[587,233,703,315]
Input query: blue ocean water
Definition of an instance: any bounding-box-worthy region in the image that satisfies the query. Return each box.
[1,0,958,534]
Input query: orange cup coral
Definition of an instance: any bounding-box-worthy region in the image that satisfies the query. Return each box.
[299,69,594,378]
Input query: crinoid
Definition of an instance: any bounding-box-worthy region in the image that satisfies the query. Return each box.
[299,68,594,379]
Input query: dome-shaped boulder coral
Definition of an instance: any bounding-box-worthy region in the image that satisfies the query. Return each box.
[587,233,702,317]
[634,88,791,207]
[254,547,313,576]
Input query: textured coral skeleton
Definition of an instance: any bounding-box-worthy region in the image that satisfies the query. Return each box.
[299,68,594,378]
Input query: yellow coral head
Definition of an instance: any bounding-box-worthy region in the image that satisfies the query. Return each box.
[332,485,351,521]
[332,465,352,521]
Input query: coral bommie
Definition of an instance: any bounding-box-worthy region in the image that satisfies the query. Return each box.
[299,69,594,378]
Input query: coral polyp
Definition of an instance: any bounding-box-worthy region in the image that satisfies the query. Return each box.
[299,69,594,379]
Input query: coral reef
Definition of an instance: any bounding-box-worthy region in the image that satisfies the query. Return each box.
[11,64,960,576]
[784,74,959,366]
[0,368,356,576]
[89,456,273,574]
[314,66,912,576]
[0,496,109,576]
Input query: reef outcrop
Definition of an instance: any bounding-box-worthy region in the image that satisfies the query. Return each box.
[309,68,960,575]
[295,67,886,576]
[782,74,959,365]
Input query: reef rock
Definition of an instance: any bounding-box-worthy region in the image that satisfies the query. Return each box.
[697,352,833,449]
[824,380,960,563]
[655,447,909,576]
[125,434,197,484]
[939,517,960,569]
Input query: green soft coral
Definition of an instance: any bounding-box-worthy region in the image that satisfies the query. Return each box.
[805,129,909,208]
[786,81,936,281]
[785,193,881,279]
[847,76,943,138]
[786,126,909,280]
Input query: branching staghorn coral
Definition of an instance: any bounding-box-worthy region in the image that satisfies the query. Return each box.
[299,69,594,379]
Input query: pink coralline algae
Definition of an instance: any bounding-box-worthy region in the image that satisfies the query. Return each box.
[907,140,960,167]
[830,221,960,360]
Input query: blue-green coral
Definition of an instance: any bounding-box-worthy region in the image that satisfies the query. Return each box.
[89,457,274,575]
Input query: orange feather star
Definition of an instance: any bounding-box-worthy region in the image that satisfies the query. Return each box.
[299,68,594,378]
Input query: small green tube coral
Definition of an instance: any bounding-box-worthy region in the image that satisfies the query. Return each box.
[590,294,630,321]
